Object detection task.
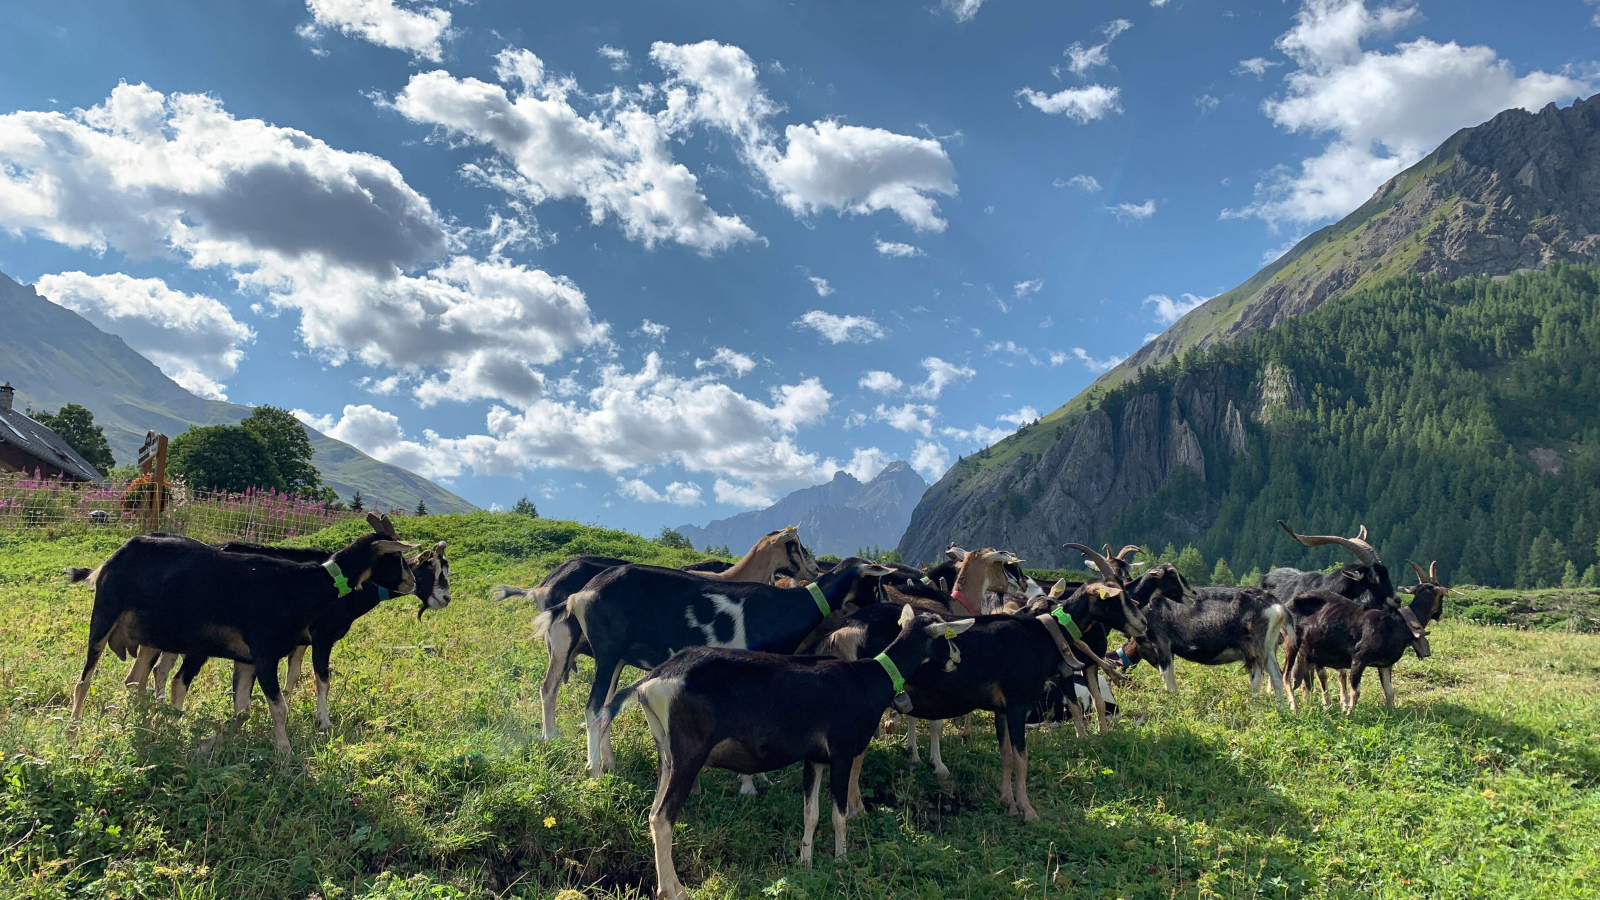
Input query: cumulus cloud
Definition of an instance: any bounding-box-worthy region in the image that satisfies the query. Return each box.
[910,440,951,482]
[941,422,1012,447]
[1016,85,1122,122]
[795,310,885,344]
[808,275,835,296]
[874,402,937,436]
[598,45,631,71]
[874,238,924,257]
[997,405,1040,426]
[616,477,703,505]
[1144,292,1208,324]
[909,357,976,400]
[300,0,452,61]
[635,319,670,340]
[35,272,255,400]
[294,404,451,479]
[1108,199,1157,221]
[1224,0,1591,227]
[1055,174,1102,191]
[858,370,904,393]
[714,479,773,508]
[1049,347,1125,372]
[1013,278,1043,298]
[1196,94,1221,113]
[1236,57,1283,78]
[694,346,757,377]
[943,0,987,22]
[839,446,892,482]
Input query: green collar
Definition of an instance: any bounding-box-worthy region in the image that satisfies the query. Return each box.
[805,582,831,616]
[1051,607,1084,641]
[874,652,905,693]
[323,560,353,598]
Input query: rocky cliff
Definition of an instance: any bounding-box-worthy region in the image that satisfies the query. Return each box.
[680,460,927,557]
[900,93,1600,566]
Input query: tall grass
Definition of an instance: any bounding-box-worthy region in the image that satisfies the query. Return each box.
[2,514,1597,899]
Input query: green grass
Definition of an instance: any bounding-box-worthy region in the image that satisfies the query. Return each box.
[3,515,1599,898]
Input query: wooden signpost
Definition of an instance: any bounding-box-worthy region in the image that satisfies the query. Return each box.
[137,431,168,531]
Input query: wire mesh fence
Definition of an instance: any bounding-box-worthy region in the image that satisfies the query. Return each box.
[0,470,380,543]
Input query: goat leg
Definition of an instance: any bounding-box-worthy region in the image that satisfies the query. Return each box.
[829,761,853,859]
[1010,710,1039,822]
[1065,695,1088,739]
[929,719,950,777]
[540,616,580,741]
[846,752,866,817]
[905,717,921,764]
[1378,667,1395,709]
[284,645,307,698]
[1071,640,1132,687]
[312,641,334,730]
[149,652,175,698]
[799,762,822,867]
[124,645,160,692]
[1083,666,1110,734]
[996,716,1017,814]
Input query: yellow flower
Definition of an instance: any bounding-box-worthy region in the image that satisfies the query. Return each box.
[544,816,557,828]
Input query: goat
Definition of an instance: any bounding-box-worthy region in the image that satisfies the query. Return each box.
[1110,582,1295,707]
[541,557,893,776]
[494,526,821,740]
[809,555,1147,820]
[1284,560,1448,712]
[67,514,417,753]
[1263,521,1396,610]
[602,604,972,899]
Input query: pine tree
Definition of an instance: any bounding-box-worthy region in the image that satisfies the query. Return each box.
[1582,564,1599,589]
[1210,558,1237,587]
[1561,560,1580,589]
[1176,545,1209,586]
[511,496,539,517]
[1239,567,1263,587]
[1159,543,1179,566]
[414,499,428,517]
[1523,529,1565,588]
[349,491,365,512]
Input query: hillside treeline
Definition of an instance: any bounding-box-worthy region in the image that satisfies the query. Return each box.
[1101,264,1600,588]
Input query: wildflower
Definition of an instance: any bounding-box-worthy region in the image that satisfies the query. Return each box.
[543,816,557,828]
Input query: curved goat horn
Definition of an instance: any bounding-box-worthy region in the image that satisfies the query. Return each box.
[1277,520,1378,566]
[1429,560,1438,582]
[1115,544,1141,562]
[1406,559,1429,584]
[1065,542,1120,584]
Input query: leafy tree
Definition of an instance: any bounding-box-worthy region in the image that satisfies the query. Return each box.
[167,424,281,493]
[1175,545,1209,586]
[1239,566,1263,587]
[240,406,321,496]
[414,499,429,517]
[856,544,903,564]
[29,403,115,475]
[1159,543,1179,566]
[349,491,365,512]
[511,496,539,517]
[1210,558,1237,587]
[656,527,693,550]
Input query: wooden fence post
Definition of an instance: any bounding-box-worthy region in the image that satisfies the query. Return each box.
[137,431,169,532]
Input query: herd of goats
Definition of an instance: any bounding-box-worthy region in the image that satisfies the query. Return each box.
[60,514,1451,899]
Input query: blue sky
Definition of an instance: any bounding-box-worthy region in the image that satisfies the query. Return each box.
[1,0,1595,533]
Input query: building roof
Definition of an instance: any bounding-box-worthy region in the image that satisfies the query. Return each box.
[0,395,106,483]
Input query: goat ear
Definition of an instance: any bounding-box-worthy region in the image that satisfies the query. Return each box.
[1050,579,1068,599]
[433,540,448,557]
[373,540,418,555]
[932,618,976,637]
[898,604,916,627]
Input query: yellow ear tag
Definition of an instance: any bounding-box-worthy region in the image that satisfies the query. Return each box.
[943,627,957,639]
[1092,584,1122,599]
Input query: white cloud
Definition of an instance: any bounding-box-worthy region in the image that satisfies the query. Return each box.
[1108,199,1157,221]
[694,346,757,377]
[795,310,885,344]
[1150,0,1172,7]
[1050,348,1125,372]
[1225,0,1592,227]
[35,272,254,401]
[1055,174,1102,191]
[808,275,835,296]
[392,49,759,253]
[840,446,892,482]
[1144,291,1208,324]
[293,404,451,479]
[300,0,452,61]
[616,477,703,505]
[874,403,937,436]
[941,422,1012,447]
[1013,278,1044,298]
[598,45,631,71]
[1589,0,1600,27]
[997,406,1040,426]
[1236,57,1283,78]
[1017,85,1122,122]
[909,356,976,399]
[943,0,987,23]
[910,440,951,482]
[858,370,904,393]
[713,479,774,509]
[1065,19,1133,76]
[1197,94,1221,113]
[635,319,670,340]
[874,238,925,257]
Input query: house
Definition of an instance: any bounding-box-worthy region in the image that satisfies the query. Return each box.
[0,382,105,482]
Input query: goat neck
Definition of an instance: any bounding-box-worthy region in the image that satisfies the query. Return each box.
[326,534,417,597]
[716,527,818,583]
[950,549,1012,617]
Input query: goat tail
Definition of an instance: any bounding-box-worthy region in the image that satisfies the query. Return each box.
[531,594,580,641]
[490,584,531,602]
[1262,602,1289,649]
[64,565,100,586]
[601,682,643,727]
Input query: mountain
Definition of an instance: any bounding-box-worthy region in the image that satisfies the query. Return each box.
[678,461,927,557]
[900,95,1600,575]
[0,271,476,514]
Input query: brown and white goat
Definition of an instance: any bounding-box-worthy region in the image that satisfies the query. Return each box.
[1283,560,1448,712]
[602,605,973,899]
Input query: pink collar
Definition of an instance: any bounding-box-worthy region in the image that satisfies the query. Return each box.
[948,588,980,616]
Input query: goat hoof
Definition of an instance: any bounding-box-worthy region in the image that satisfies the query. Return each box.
[739,777,757,796]
[1023,809,1040,823]
[933,764,950,778]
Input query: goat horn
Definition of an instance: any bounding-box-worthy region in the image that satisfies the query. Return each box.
[1406,559,1428,584]
[1065,542,1119,584]
[1276,520,1378,566]
[1115,545,1141,562]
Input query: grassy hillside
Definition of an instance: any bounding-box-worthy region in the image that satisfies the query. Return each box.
[3,517,1599,898]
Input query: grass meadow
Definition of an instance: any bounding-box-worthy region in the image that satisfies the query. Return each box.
[1,514,1597,899]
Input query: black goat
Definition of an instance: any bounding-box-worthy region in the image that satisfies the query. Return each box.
[541,557,893,776]
[1284,561,1448,711]
[1263,521,1396,610]
[601,605,972,899]
[493,527,819,740]
[1111,584,1294,707]
[68,516,417,753]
